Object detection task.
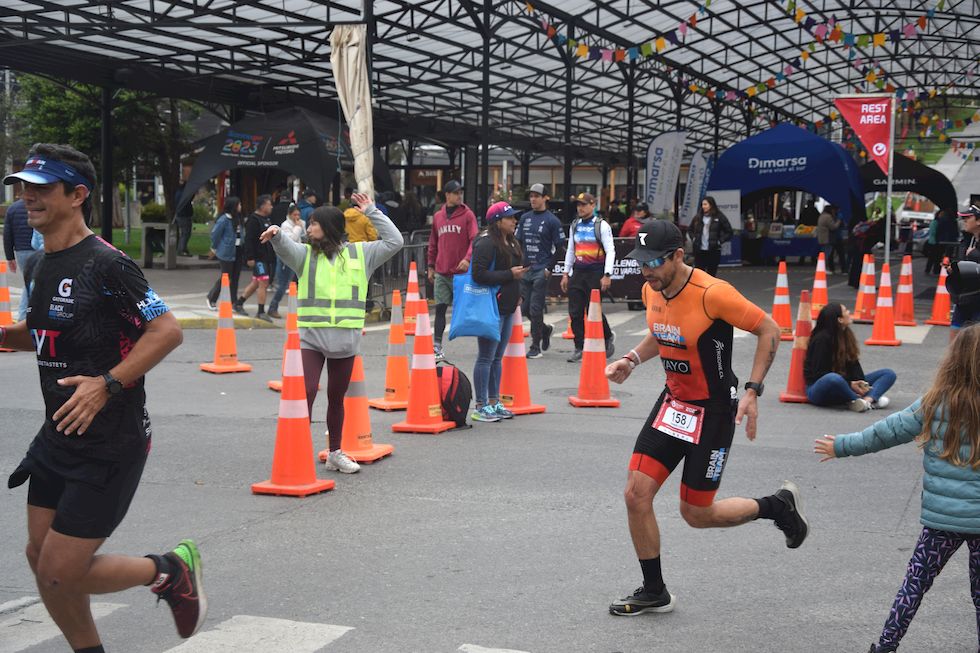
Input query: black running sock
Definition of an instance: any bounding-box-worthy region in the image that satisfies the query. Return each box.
[144,553,176,587]
[258,303,265,314]
[74,646,105,653]
[639,557,665,594]
[236,296,245,305]
[754,494,789,521]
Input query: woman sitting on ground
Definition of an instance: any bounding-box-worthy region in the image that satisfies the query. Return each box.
[803,303,896,412]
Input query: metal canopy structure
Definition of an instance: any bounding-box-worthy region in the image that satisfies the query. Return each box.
[1,1,977,215]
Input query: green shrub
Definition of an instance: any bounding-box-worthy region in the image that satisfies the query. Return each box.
[192,203,213,224]
[141,202,167,223]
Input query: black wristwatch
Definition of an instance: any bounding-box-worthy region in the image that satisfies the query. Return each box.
[744,381,764,397]
[103,373,123,396]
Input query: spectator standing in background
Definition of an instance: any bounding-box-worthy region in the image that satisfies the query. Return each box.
[516,183,562,359]
[267,202,306,319]
[174,182,195,257]
[297,188,317,226]
[3,190,37,320]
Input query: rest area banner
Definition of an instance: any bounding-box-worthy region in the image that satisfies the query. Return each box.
[833,95,893,175]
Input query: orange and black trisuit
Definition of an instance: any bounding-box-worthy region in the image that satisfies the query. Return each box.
[630,267,766,507]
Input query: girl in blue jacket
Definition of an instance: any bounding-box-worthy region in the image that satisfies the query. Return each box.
[814,324,980,653]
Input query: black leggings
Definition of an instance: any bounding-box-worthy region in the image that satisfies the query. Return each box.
[208,258,242,305]
[300,350,356,451]
[434,303,449,345]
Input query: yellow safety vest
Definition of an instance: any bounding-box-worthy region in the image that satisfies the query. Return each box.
[297,242,368,329]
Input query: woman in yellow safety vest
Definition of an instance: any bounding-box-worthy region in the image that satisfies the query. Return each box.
[260,192,403,474]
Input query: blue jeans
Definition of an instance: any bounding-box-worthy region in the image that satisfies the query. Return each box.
[472,311,514,407]
[806,368,896,406]
[268,258,295,312]
[519,267,549,347]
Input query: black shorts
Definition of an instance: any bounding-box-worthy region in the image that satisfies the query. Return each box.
[10,437,148,539]
[629,389,736,507]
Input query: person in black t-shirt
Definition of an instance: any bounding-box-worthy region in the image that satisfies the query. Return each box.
[236,193,276,322]
[1,144,206,650]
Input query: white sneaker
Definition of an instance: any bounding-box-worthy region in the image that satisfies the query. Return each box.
[849,398,871,413]
[873,396,890,409]
[325,449,361,474]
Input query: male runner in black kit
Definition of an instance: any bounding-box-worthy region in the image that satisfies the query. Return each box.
[604,220,809,616]
[2,144,205,651]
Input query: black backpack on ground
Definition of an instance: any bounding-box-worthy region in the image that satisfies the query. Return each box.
[435,361,473,429]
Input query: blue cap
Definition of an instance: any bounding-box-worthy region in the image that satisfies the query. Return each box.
[3,156,93,190]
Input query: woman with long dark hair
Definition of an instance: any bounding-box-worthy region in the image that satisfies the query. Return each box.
[803,303,896,412]
[259,193,403,473]
[468,201,527,422]
[687,195,733,276]
[206,195,245,311]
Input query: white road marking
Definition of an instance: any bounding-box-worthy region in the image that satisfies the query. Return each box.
[893,325,932,344]
[0,600,126,652]
[459,645,530,653]
[162,615,352,652]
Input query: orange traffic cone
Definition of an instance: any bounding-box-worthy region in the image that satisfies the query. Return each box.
[925,258,952,326]
[403,261,424,336]
[569,289,620,408]
[319,356,394,464]
[771,261,794,341]
[894,255,917,326]
[0,261,13,353]
[252,329,335,497]
[810,253,829,320]
[852,254,877,323]
[499,305,546,415]
[865,263,902,346]
[368,289,410,411]
[392,310,456,433]
[268,281,298,392]
[201,273,252,373]
[780,290,812,403]
[561,316,574,339]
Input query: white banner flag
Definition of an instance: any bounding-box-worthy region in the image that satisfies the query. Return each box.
[680,150,708,227]
[645,131,687,217]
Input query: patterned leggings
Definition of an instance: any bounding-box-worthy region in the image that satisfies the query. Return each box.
[877,526,980,652]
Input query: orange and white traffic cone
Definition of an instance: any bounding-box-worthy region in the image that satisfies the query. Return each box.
[251,329,334,497]
[201,273,252,373]
[561,316,574,340]
[780,290,812,403]
[499,305,546,415]
[0,261,14,353]
[319,356,394,464]
[368,289,410,411]
[852,254,877,324]
[810,253,829,320]
[391,310,456,433]
[569,289,620,408]
[403,261,424,336]
[268,281,298,392]
[925,259,952,326]
[894,255,917,326]
[771,261,794,341]
[865,263,902,346]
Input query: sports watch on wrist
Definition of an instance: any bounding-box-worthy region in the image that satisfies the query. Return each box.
[103,373,123,396]
[744,381,764,397]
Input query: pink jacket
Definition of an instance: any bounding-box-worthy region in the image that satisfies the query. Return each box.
[427,203,478,275]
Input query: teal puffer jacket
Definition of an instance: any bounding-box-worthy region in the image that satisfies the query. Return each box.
[833,399,980,534]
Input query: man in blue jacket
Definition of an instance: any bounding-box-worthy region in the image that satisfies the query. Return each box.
[517,184,562,359]
[297,188,317,226]
[3,191,37,320]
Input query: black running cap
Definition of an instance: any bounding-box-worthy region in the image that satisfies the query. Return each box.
[626,220,684,262]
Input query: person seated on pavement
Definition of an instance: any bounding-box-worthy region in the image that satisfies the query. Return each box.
[803,303,896,412]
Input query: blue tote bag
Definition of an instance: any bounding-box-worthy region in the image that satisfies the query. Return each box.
[448,265,500,341]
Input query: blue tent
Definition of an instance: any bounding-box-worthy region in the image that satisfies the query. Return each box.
[708,123,866,223]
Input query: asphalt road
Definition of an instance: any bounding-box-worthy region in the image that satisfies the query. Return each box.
[1,257,976,653]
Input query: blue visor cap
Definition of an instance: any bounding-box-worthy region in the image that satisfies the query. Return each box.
[3,157,93,190]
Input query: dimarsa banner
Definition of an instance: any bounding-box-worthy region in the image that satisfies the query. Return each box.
[680,150,712,227]
[645,131,687,217]
[834,95,893,174]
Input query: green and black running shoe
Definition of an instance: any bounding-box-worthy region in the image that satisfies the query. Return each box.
[609,585,675,616]
[152,539,207,638]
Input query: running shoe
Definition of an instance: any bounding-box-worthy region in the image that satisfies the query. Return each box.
[605,331,616,359]
[434,344,445,362]
[492,402,514,419]
[541,323,554,351]
[205,297,217,311]
[567,349,583,363]
[772,480,809,549]
[526,346,543,359]
[255,312,273,324]
[233,303,249,317]
[849,398,871,412]
[872,396,890,409]
[267,309,282,319]
[609,585,675,616]
[152,539,207,638]
[325,449,361,474]
[470,405,501,422]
